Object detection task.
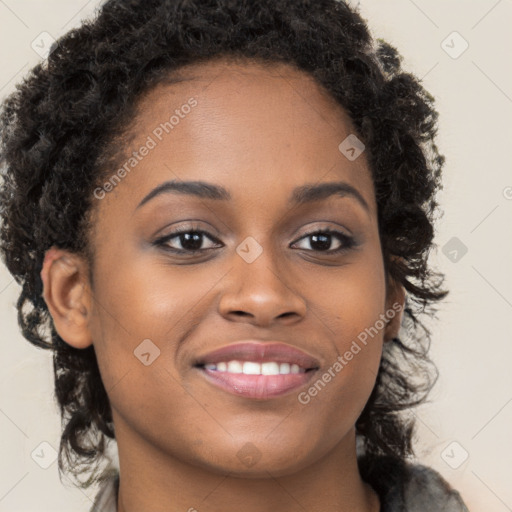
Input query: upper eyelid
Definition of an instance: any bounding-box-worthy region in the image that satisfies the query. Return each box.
[161,225,351,238]
[291,228,352,244]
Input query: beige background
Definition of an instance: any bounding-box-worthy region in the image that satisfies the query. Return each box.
[1,1,511,510]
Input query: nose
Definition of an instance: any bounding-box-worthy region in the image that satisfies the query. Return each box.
[218,244,307,328]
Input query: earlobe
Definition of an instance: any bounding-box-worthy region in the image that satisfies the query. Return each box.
[40,246,93,349]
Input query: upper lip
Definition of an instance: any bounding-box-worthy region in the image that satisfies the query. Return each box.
[194,341,321,370]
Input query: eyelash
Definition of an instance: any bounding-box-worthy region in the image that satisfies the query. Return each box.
[154,226,356,255]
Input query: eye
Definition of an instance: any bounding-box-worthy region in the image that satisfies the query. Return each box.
[154,226,356,256]
[291,229,355,254]
[154,228,222,254]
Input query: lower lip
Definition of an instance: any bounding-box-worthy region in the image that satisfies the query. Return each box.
[198,367,317,399]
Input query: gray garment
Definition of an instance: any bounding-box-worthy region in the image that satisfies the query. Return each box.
[90,457,469,511]
[89,472,118,512]
[358,455,469,512]
[402,465,469,511]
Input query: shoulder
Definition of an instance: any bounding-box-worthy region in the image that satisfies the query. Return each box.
[358,455,470,512]
[404,464,468,512]
[89,470,119,512]
[87,458,470,512]
[403,463,470,511]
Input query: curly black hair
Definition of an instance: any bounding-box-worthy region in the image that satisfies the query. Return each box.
[0,0,447,489]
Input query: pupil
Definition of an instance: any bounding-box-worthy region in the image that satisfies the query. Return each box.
[181,232,202,251]
[311,233,331,251]
[177,232,334,252]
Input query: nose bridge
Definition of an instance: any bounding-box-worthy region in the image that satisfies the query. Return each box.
[218,233,306,325]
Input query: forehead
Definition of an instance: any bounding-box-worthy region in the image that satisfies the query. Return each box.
[95,57,375,220]
[133,57,363,155]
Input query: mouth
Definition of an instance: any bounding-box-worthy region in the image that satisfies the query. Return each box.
[193,341,320,400]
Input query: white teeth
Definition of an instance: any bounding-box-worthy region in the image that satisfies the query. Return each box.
[227,361,243,373]
[243,361,261,375]
[279,362,290,374]
[290,364,300,374]
[261,362,280,375]
[202,360,306,375]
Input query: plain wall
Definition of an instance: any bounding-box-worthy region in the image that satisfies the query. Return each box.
[1,1,511,510]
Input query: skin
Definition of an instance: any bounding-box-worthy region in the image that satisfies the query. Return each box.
[41,57,404,512]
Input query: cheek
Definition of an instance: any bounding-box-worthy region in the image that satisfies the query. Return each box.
[87,248,233,402]
[90,249,223,336]
[87,256,229,461]
[297,243,386,409]
[306,240,387,347]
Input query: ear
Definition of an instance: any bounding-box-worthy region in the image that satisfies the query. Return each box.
[383,276,406,342]
[40,246,93,349]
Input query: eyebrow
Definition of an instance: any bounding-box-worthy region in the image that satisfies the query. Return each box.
[136,179,370,212]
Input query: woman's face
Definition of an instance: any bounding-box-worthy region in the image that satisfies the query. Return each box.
[61,59,402,477]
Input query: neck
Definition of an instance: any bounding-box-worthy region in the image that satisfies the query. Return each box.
[114,419,379,512]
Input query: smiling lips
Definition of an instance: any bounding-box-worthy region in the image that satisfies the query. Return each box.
[195,341,320,400]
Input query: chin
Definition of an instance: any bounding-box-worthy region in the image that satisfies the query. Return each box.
[189,441,321,479]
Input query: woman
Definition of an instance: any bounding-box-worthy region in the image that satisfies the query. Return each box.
[0,0,469,510]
